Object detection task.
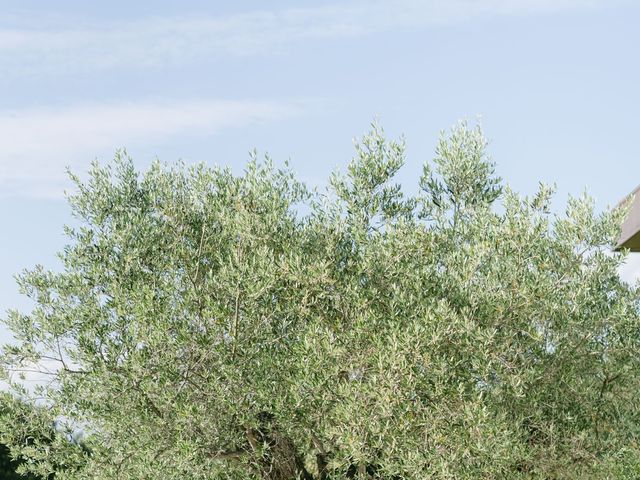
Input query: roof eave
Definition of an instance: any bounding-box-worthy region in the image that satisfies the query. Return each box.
[616,185,640,252]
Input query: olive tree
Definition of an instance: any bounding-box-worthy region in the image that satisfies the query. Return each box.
[2,122,640,479]
[0,392,76,479]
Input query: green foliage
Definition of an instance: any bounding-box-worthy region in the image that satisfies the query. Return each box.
[1,121,640,479]
[0,443,38,480]
[0,394,59,479]
[0,444,27,480]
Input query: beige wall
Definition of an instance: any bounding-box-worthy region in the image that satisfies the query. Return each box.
[618,185,640,251]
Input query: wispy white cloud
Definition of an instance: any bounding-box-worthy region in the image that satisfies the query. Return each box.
[0,0,628,197]
[0,0,627,74]
[0,99,306,198]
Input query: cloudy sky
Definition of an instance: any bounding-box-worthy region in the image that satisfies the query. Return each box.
[1,0,640,341]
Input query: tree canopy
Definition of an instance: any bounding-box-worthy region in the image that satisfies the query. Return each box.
[0,393,58,479]
[0,442,39,480]
[2,122,640,479]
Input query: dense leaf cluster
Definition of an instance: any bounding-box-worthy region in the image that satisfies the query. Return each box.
[2,122,640,479]
[0,443,37,480]
[0,395,58,479]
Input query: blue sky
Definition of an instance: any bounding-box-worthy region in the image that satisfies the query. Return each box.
[1,0,640,339]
